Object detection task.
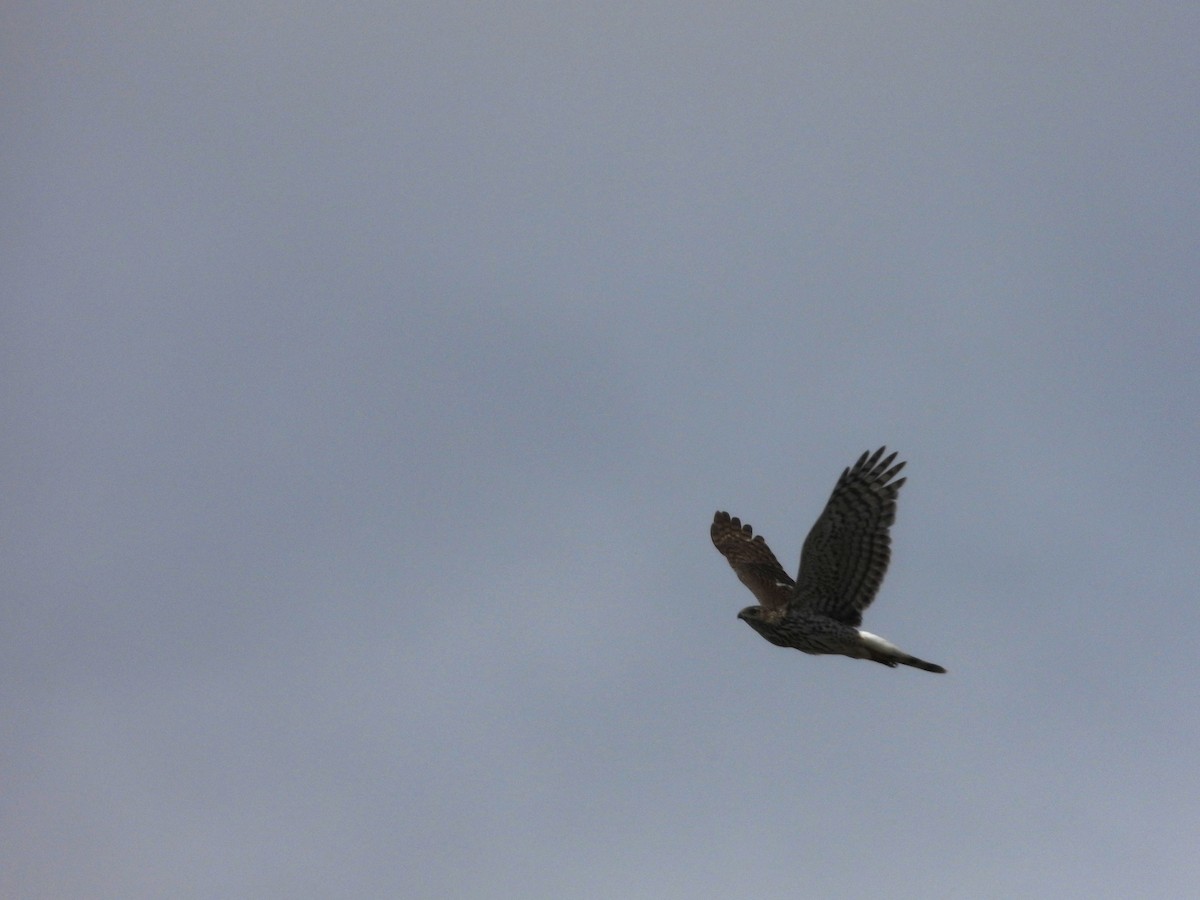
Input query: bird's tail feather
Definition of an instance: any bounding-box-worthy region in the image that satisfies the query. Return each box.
[859,631,946,674]
[898,654,946,674]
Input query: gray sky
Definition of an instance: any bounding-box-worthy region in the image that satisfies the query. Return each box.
[5,3,1199,897]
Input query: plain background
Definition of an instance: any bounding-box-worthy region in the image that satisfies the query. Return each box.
[5,4,1198,897]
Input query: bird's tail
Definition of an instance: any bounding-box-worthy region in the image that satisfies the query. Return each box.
[897,654,946,674]
[859,630,946,674]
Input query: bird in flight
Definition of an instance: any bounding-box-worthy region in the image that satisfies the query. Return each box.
[711,447,945,673]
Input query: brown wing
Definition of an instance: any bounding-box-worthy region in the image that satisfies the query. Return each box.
[710,511,795,611]
[789,447,906,627]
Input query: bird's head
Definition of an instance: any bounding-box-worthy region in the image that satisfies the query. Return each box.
[737,606,761,623]
[737,605,789,644]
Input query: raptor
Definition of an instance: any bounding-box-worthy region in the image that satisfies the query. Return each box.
[711,447,945,673]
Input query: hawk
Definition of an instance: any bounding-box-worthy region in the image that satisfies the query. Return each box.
[711,447,945,673]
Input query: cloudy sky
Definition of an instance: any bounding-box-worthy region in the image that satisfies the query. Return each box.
[5,3,1199,897]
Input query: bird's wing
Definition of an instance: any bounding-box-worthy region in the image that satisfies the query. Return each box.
[789,447,906,627]
[711,511,795,611]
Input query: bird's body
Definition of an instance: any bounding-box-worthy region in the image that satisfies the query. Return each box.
[712,447,945,674]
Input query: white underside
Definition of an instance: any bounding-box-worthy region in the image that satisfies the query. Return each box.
[857,630,902,657]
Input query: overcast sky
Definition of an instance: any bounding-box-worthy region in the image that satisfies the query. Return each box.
[5,3,1199,898]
